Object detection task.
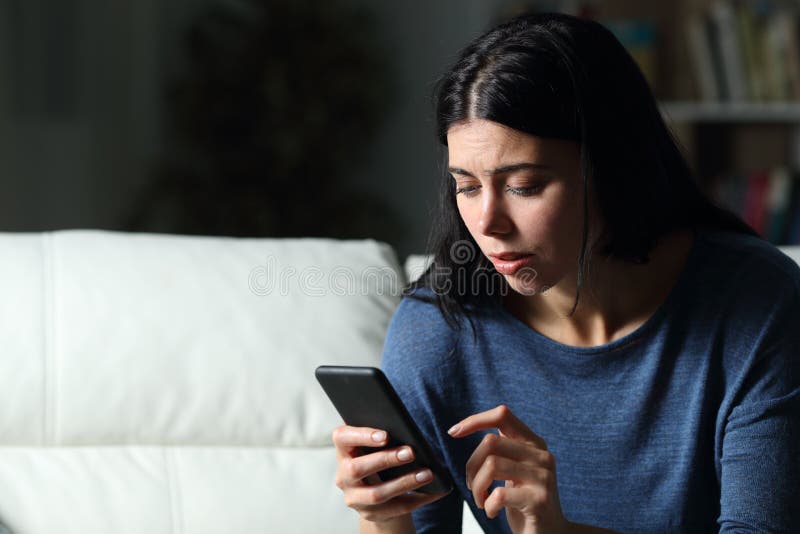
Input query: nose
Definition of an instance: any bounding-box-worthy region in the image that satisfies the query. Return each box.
[478,192,512,236]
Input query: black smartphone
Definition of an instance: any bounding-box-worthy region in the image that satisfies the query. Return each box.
[315,365,453,494]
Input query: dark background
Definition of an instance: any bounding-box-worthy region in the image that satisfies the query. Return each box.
[0,0,527,259]
[3,0,799,259]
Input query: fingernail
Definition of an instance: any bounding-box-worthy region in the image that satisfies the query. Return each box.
[466,477,471,490]
[447,424,461,436]
[397,448,412,461]
[371,431,386,443]
[415,470,432,483]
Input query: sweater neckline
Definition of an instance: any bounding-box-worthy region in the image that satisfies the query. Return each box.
[495,228,703,356]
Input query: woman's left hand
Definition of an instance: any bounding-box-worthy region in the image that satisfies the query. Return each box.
[448,405,568,534]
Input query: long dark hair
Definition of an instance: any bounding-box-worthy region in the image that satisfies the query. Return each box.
[409,12,757,326]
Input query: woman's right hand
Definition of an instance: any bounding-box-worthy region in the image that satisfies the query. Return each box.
[332,425,447,526]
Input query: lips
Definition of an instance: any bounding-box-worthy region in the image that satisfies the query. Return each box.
[490,252,530,261]
[488,252,535,275]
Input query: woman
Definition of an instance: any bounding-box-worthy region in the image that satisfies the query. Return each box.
[332,12,799,533]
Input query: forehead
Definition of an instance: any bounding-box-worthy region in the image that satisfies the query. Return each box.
[447,120,532,155]
[446,119,553,168]
[446,119,580,171]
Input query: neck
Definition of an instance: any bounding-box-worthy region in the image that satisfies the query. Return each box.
[505,228,695,347]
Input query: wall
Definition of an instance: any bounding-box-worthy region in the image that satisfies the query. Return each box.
[0,0,161,231]
[346,0,509,257]
[0,0,509,258]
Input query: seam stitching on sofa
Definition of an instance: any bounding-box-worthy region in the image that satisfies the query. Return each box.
[163,447,174,534]
[167,448,184,534]
[40,233,46,444]
[51,233,60,445]
[172,449,185,534]
[163,446,183,534]
[41,233,53,445]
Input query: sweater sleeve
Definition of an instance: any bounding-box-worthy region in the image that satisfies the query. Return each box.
[381,295,464,533]
[718,282,800,532]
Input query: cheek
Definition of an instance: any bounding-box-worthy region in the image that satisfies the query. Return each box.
[518,204,552,231]
[456,199,480,234]
[513,194,580,256]
[541,195,585,258]
[510,202,557,240]
[455,200,492,260]
[539,183,578,223]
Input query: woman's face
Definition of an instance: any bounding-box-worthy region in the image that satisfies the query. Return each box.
[447,119,590,296]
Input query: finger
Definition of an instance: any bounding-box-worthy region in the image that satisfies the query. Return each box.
[470,456,548,509]
[338,446,415,487]
[448,405,545,448]
[359,491,448,523]
[333,425,389,458]
[484,485,547,520]
[345,469,435,508]
[465,433,553,491]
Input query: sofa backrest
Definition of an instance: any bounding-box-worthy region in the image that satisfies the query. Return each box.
[0,231,403,533]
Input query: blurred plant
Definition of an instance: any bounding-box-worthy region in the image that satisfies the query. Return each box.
[126,0,400,240]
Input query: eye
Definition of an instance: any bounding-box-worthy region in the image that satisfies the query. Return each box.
[455,185,480,197]
[506,184,544,197]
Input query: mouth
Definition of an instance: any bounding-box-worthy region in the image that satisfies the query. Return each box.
[489,252,531,261]
[487,252,535,275]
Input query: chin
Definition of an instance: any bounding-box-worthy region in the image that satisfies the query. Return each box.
[504,271,553,297]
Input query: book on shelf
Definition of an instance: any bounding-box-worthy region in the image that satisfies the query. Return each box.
[602,19,657,91]
[784,173,800,244]
[743,170,770,233]
[709,0,748,101]
[783,11,800,100]
[687,0,800,102]
[764,167,792,243]
[736,3,765,101]
[764,10,789,101]
[711,168,800,245]
[687,15,719,101]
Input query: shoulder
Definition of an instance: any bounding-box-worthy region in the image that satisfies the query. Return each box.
[691,230,800,341]
[691,232,800,410]
[381,289,460,380]
[386,289,455,337]
[695,229,800,295]
[685,230,800,328]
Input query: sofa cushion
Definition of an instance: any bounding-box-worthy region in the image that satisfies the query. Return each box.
[0,231,402,533]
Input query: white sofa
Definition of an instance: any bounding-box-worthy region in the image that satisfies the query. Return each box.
[0,230,797,534]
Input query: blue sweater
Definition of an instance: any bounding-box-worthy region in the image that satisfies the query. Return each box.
[382,230,800,533]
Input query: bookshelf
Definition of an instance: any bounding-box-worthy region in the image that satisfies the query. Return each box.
[660,101,800,123]
[503,0,800,243]
[658,101,800,245]
[659,100,800,174]
[597,0,800,245]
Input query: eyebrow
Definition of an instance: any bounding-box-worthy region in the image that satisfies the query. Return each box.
[447,162,551,177]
